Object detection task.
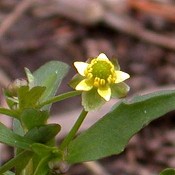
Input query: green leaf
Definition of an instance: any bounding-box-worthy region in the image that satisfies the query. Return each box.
[2,171,15,175]
[67,90,175,163]
[0,150,33,174]
[32,61,69,110]
[3,95,18,110]
[31,143,62,159]
[0,108,18,119]
[13,119,25,136]
[31,143,54,157]
[21,109,49,130]
[25,124,61,143]
[160,168,175,175]
[25,67,34,85]
[0,122,33,149]
[82,88,105,111]
[33,156,50,175]
[18,86,46,110]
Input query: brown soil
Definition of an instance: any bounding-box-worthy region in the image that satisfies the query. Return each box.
[0,1,175,175]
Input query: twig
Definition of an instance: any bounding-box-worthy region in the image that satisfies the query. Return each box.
[104,12,175,51]
[0,0,35,39]
[32,0,175,50]
[128,0,175,22]
[32,0,104,24]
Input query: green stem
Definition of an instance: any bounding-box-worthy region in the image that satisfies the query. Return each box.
[60,109,88,149]
[37,91,81,109]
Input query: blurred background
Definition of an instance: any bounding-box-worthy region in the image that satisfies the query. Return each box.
[0,0,175,174]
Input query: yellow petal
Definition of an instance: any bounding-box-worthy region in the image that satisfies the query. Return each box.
[97,86,111,101]
[97,53,109,61]
[115,71,130,83]
[74,62,89,76]
[76,79,93,91]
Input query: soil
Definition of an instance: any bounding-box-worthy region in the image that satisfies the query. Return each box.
[0,1,175,175]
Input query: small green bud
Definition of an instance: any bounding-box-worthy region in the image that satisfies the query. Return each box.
[48,160,69,174]
[6,78,28,97]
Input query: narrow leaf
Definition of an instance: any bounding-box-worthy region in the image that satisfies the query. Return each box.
[0,108,18,119]
[31,143,54,157]
[33,156,50,175]
[0,150,33,174]
[0,122,33,149]
[67,90,175,163]
[25,67,34,85]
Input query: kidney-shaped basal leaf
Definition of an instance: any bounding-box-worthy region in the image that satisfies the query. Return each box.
[0,122,33,149]
[32,61,69,110]
[67,90,175,163]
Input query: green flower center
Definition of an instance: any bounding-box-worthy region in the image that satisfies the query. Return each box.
[85,59,116,87]
[92,61,112,79]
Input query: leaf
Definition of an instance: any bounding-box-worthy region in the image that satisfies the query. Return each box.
[31,143,62,159]
[3,95,18,110]
[0,122,33,149]
[67,90,175,163]
[25,67,34,85]
[13,119,25,136]
[31,143,54,157]
[3,171,15,175]
[21,109,49,130]
[33,156,50,175]
[82,88,105,111]
[32,61,69,110]
[18,86,46,110]
[160,168,175,175]
[0,150,33,174]
[0,108,18,119]
[25,124,61,143]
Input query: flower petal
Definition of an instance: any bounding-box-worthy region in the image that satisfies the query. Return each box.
[115,71,130,83]
[97,86,111,101]
[69,74,84,89]
[76,79,93,91]
[74,62,89,76]
[97,53,109,61]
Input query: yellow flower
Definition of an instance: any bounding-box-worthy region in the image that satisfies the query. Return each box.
[73,53,130,101]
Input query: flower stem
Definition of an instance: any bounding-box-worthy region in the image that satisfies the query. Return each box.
[37,91,81,109]
[60,109,88,150]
